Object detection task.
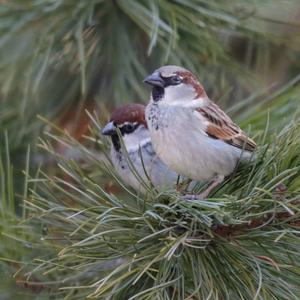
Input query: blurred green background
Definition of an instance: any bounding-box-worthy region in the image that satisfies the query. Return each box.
[0,0,300,299]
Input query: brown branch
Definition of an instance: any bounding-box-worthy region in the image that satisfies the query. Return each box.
[214,201,300,238]
[213,183,300,238]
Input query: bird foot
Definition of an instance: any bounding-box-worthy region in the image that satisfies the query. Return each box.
[180,175,225,201]
[176,178,192,193]
[181,190,209,201]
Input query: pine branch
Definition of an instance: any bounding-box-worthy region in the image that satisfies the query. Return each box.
[16,105,300,299]
[214,197,300,238]
[1,2,300,298]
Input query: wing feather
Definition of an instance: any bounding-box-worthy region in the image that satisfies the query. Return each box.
[196,101,256,152]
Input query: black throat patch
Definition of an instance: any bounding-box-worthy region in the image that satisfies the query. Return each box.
[152,86,164,102]
[111,134,121,152]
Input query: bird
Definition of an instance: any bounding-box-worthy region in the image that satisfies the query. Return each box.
[144,65,256,199]
[102,103,186,193]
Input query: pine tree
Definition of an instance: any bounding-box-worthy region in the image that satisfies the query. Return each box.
[0,1,299,299]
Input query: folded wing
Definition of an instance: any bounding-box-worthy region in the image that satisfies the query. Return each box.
[196,101,256,152]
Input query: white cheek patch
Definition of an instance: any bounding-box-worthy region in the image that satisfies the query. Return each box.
[123,137,151,153]
[163,84,196,104]
[122,126,151,152]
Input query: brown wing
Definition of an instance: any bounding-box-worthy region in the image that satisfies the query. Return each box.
[197,101,256,152]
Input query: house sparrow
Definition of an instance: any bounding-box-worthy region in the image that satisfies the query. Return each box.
[102,103,183,193]
[144,65,256,199]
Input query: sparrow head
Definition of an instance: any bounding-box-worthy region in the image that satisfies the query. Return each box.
[144,65,206,103]
[102,103,149,151]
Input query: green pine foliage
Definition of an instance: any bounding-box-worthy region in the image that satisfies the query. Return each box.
[0,138,51,300]
[20,93,300,299]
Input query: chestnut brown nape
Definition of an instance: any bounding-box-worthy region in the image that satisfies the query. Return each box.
[110,103,147,128]
[175,71,207,99]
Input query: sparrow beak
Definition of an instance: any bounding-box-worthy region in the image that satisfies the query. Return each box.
[101,121,116,136]
[143,72,165,88]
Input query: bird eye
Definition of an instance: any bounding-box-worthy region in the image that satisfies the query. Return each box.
[123,123,135,133]
[172,75,182,84]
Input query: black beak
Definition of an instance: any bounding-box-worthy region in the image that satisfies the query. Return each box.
[101,121,116,136]
[143,72,165,88]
